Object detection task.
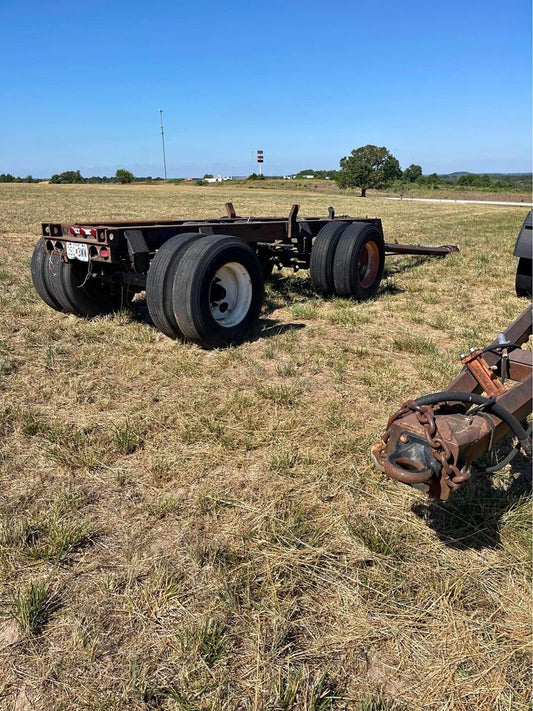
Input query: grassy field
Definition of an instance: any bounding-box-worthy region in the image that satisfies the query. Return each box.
[0,183,531,710]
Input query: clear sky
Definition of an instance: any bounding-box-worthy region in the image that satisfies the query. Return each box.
[1,0,531,178]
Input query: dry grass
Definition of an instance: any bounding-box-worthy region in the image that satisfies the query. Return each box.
[0,183,531,710]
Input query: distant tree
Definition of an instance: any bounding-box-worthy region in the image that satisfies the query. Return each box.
[115,168,134,184]
[425,173,440,186]
[0,173,16,182]
[402,164,423,182]
[203,173,214,179]
[50,170,84,184]
[335,145,402,196]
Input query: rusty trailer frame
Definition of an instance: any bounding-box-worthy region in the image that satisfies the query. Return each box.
[372,305,532,500]
[34,203,458,348]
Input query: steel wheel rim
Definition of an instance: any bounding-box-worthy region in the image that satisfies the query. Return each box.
[357,241,380,288]
[209,262,252,327]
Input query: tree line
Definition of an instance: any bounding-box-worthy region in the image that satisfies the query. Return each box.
[1,153,530,193]
[0,169,148,184]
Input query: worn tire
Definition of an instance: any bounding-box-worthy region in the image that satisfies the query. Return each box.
[515,257,532,297]
[172,235,264,348]
[332,222,385,299]
[309,221,349,295]
[30,239,63,311]
[59,260,130,317]
[146,233,206,338]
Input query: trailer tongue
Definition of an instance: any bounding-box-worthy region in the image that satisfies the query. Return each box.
[372,306,532,499]
[33,203,458,348]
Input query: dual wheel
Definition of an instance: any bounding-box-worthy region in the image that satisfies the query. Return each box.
[146,233,264,349]
[310,221,385,299]
[31,239,131,317]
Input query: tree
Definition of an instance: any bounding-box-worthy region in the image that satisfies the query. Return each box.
[335,145,402,196]
[402,164,423,182]
[115,168,134,184]
[50,170,84,184]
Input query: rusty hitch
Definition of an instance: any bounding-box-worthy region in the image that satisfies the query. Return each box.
[372,306,532,499]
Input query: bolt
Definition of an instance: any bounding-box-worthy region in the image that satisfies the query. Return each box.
[399,434,409,443]
[469,347,477,353]
[460,353,467,360]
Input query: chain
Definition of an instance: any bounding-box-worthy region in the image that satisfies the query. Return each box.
[380,400,470,489]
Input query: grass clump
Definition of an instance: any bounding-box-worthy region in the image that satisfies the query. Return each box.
[9,580,60,634]
[1,514,93,564]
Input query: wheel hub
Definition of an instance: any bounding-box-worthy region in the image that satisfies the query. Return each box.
[209,262,252,327]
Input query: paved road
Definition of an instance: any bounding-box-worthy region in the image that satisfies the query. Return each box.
[384,196,532,207]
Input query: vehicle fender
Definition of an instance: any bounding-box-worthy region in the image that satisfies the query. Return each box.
[513,210,532,259]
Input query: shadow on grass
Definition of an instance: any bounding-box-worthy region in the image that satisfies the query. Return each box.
[382,254,441,277]
[127,297,152,324]
[253,319,305,341]
[126,298,305,344]
[411,455,531,550]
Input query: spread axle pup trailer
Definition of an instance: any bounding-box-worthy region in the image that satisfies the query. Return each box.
[31,203,457,349]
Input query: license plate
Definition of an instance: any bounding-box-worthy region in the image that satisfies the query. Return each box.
[66,242,89,262]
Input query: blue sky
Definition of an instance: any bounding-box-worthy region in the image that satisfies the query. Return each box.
[1,0,531,178]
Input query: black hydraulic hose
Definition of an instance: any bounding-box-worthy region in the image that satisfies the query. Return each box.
[410,391,532,458]
[482,423,533,473]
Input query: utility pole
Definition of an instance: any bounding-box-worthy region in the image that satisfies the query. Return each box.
[159,109,167,180]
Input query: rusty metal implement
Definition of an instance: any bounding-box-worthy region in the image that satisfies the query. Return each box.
[372,306,532,499]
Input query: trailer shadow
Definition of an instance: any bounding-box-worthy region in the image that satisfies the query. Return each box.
[253,319,305,341]
[123,297,305,344]
[382,254,439,277]
[410,454,531,550]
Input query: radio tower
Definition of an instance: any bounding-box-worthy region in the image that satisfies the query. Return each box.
[159,109,167,180]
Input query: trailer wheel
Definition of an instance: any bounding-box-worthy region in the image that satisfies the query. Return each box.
[60,261,131,317]
[333,222,385,299]
[515,258,532,297]
[30,239,64,311]
[172,235,264,348]
[309,221,349,295]
[146,232,206,338]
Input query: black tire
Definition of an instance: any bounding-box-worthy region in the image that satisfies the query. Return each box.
[172,235,264,348]
[515,257,532,298]
[309,221,349,295]
[60,260,131,317]
[332,222,385,299]
[46,252,73,312]
[30,239,63,311]
[146,233,206,338]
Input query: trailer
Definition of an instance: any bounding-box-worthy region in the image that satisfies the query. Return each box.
[31,203,458,349]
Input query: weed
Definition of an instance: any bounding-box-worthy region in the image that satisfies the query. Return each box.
[257,383,303,406]
[1,514,93,563]
[10,580,59,634]
[392,335,439,356]
[112,419,145,454]
[346,518,405,558]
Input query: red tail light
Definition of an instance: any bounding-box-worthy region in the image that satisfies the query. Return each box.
[69,226,97,237]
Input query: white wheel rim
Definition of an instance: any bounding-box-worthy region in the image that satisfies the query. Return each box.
[209,262,253,327]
